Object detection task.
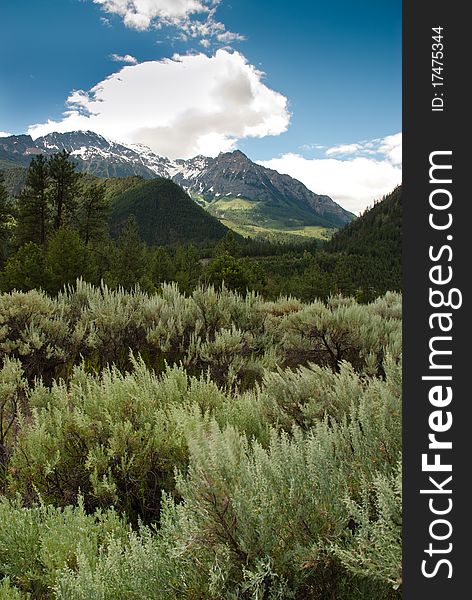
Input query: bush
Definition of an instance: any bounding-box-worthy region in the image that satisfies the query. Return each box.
[0,497,127,597]
[0,282,401,386]
[0,286,403,599]
[54,354,401,599]
[7,359,224,522]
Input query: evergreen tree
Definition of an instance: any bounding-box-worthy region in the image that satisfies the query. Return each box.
[205,252,252,293]
[0,242,47,292]
[46,227,93,293]
[78,183,110,245]
[174,243,202,293]
[27,154,49,243]
[16,155,50,247]
[214,231,241,258]
[48,151,81,230]
[151,247,175,284]
[0,173,12,266]
[89,237,119,285]
[113,216,148,289]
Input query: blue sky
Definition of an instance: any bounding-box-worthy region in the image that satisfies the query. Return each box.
[0,0,402,212]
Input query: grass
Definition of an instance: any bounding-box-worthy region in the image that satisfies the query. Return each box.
[218,218,334,242]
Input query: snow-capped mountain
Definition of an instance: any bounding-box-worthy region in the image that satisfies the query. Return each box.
[0,131,354,228]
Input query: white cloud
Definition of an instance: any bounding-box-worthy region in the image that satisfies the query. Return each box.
[0,132,12,138]
[27,50,290,159]
[110,53,138,64]
[326,143,362,157]
[92,0,243,46]
[93,0,213,28]
[258,133,402,215]
[325,134,402,165]
[378,132,402,166]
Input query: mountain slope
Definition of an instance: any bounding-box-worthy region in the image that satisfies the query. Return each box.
[326,185,401,257]
[110,178,230,246]
[0,131,354,234]
[317,185,402,296]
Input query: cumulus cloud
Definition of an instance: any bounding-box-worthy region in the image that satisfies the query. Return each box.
[27,50,290,159]
[92,0,243,47]
[93,0,213,29]
[258,133,402,215]
[110,53,138,64]
[0,131,12,138]
[378,132,402,166]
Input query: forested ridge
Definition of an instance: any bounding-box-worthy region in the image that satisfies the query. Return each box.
[0,152,403,599]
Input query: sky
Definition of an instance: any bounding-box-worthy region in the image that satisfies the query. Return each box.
[0,0,401,213]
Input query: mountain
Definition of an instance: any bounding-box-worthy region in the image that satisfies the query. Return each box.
[172,150,352,231]
[0,131,170,178]
[110,178,230,246]
[0,131,355,234]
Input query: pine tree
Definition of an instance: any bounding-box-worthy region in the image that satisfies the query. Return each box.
[45,227,93,293]
[174,243,201,293]
[0,172,12,266]
[214,231,241,258]
[151,246,175,284]
[16,155,50,246]
[113,216,148,289]
[0,242,47,292]
[48,151,81,230]
[79,183,110,245]
[205,252,251,293]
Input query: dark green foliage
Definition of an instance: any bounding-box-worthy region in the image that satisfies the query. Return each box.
[0,163,28,198]
[111,216,149,289]
[2,164,401,304]
[173,243,202,293]
[327,186,402,256]
[151,246,175,284]
[205,252,258,293]
[80,174,144,202]
[0,174,13,267]
[213,230,241,258]
[110,178,230,246]
[77,183,110,245]
[249,187,402,302]
[23,155,50,245]
[0,243,47,292]
[45,228,94,294]
[325,186,402,298]
[48,151,82,230]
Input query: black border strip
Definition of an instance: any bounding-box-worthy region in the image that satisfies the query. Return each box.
[403,2,468,596]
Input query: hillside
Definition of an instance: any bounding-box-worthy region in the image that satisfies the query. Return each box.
[327,185,401,256]
[322,185,402,296]
[110,178,230,245]
[81,174,144,202]
[0,162,27,196]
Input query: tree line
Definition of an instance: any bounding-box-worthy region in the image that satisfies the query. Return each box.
[0,154,401,302]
